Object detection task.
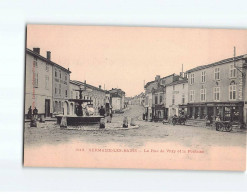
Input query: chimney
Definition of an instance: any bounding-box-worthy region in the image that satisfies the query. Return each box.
[33,48,40,54]
[47,51,51,60]
[155,75,160,82]
[180,72,184,78]
[99,85,101,89]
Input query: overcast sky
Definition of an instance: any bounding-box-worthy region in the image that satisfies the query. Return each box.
[27,25,247,97]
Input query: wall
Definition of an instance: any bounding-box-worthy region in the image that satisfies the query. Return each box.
[52,66,70,114]
[188,59,245,103]
[25,53,53,115]
[112,97,121,110]
[166,82,188,116]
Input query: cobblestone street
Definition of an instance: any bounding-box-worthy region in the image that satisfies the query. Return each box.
[24,105,246,149]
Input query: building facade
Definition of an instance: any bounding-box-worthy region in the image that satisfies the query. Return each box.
[144,74,185,121]
[69,80,106,115]
[166,79,188,117]
[53,61,71,115]
[25,48,71,118]
[186,55,247,124]
[109,88,126,112]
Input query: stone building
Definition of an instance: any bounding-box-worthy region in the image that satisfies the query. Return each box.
[69,80,106,115]
[25,48,71,118]
[109,88,125,112]
[52,58,71,116]
[186,54,247,124]
[144,74,184,121]
[166,79,188,117]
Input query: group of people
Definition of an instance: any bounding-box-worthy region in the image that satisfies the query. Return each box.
[27,106,38,119]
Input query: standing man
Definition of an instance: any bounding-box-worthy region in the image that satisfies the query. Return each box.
[33,107,38,120]
[99,106,105,117]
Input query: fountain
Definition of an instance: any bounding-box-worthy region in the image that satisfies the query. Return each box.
[56,83,104,126]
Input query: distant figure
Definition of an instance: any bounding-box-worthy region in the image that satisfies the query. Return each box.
[27,106,32,119]
[216,115,221,122]
[99,106,105,117]
[77,105,83,116]
[33,107,38,119]
[142,113,145,120]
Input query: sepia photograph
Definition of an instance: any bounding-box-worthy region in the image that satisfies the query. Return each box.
[23,25,247,171]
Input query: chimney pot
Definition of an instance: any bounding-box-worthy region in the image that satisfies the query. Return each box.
[99,85,101,89]
[33,48,40,54]
[47,51,51,60]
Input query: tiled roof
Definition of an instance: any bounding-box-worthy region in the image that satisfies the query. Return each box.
[186,55,246,73]
[26,48,71,73]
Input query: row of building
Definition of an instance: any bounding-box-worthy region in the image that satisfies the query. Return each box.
[144,55,247,125]
[25,48,125,118]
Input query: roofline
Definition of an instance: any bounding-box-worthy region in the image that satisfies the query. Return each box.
[70,80,106,92]
[166,79,188,87]
[186,54,247,73]
[26,48,71,73]
[144,73,177,88]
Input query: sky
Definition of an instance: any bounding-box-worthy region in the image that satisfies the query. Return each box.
[27,25,247,97]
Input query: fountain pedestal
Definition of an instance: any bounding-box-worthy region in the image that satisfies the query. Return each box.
[56,115,104,126]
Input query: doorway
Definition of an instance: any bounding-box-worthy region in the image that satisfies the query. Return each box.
[45,99,50,117]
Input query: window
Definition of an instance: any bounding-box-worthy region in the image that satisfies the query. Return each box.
[229,83,236,100]
[182,94,185,104]
[200,88,206,101]
[65,90,67,97]
[45,76,49,89]
[160,94,163,103]
[155,95,158,104]
[59,70,61,79]
[201,71,206,83]
[190,74,195,85]
[55,69,57,77]
[214,67,220,80]
[34,72,38,88]
[172,95,175,105]
[65,74,67,81]
[230,64,237,78]
[214,87,220,101]
[55,87,57,94]
[59,84,61,95]
[46,63,49,72]
[189,90,195,102]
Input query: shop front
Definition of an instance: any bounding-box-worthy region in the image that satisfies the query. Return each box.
[187,102,244,123]
[154,104,165,121]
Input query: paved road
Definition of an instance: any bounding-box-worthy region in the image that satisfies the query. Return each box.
[24,104,246,149]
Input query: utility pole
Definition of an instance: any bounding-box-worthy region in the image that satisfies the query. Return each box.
[234,47,247,126]
[233,46,245,77]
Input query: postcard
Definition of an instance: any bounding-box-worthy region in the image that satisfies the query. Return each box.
[24,25,247,171]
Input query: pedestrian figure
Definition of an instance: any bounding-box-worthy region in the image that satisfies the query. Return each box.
[216,115,221,122]
[99,106,105,117]
[123,116,128,128]
[142,113,145,120]
[33,107,38,120]
[27,106,32,119]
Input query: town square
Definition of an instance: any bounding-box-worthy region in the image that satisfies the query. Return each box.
[23,25,247,170]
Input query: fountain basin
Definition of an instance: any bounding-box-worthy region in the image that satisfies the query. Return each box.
[56,115,104,126]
